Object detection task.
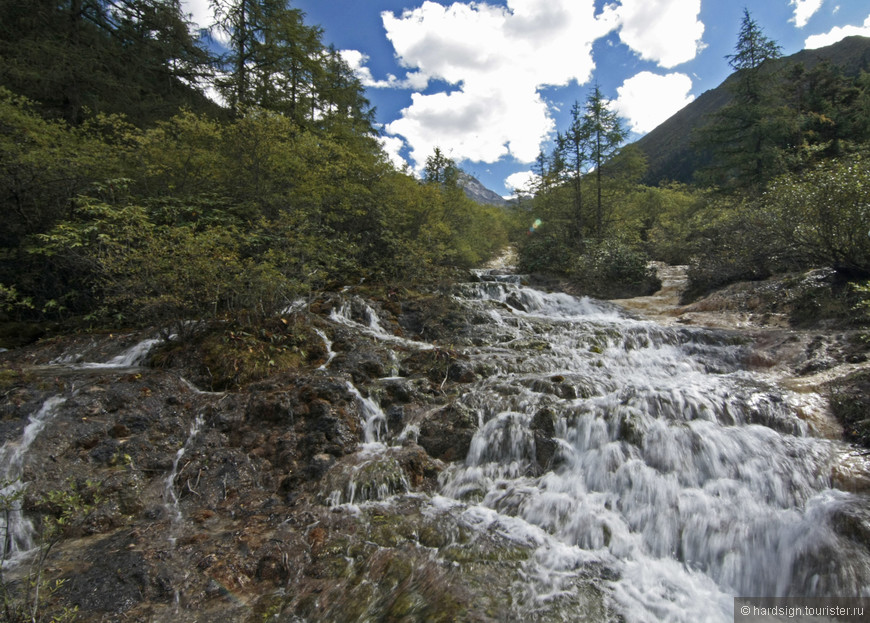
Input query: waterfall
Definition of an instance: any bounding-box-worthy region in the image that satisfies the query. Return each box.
[345,382,388,446]
[164,415,204,546]
[50,336,163,368]
[0,396,66,563]
[315,328,337,370]
[329,297,434,350]
[434,278,870,621]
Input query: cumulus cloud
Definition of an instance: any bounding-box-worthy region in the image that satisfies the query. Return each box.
[179,0,214,30]
[505,170,539,195]
[340,50,430,90]
[805,13,870,48]
[614,71,695,134]
[616,0,705,68]
[375,0,621,169]
[378,135,409,170]
[790,0,824,28]
[345,0,707,171]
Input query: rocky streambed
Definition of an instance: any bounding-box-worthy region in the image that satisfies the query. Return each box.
[1,265,869,622]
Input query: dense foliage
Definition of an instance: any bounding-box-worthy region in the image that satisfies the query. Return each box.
[0,1,508,334]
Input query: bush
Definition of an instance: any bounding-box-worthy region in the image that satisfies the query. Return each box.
[517,232,574,274]
[570,238,660,299]
[683,198,783,301]
[763,155,870,277]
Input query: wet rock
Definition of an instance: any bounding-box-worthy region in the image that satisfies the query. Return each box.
[319,451,409,505]
[246,392,294,423]
[63,539,153,615]
[307,453,335,480]
[417,403,476,462]
[89,438,120,464]
[531,407,560,472]
[256,541,292,582]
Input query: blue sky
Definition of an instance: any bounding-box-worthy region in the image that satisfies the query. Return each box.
[182,0,870,197]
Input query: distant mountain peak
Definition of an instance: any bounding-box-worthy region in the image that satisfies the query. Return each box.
[458,172,508,205]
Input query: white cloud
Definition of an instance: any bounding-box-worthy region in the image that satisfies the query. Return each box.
[179,0,214,31]
[505,170,539,194]
[790,0,824,28]
[378,0,620,169]
[616,0,705,68]
[805,13,870,48]
[614,71,694,135]
[364,0,707,171]
[341,50,430,90]
[378,135,409,170]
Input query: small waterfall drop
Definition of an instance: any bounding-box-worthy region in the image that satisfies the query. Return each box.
[51,336,163,368]
[345,382,388,446]
[315,328,337,370]
[0,396,66,562]
[164,414,204,545]
[330,297,433,350]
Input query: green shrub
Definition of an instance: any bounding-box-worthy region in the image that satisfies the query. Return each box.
[570,238,660,299]
[763,155,870,277]
[517,233,574,274]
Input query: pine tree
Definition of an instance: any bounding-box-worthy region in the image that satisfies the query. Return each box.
[727,8,782,72]
[699,8,787,192]
[583,86,627,239]
[557,101,590,245]
[0,0,214,124]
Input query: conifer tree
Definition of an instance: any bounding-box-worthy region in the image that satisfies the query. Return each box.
[699,8,787,192]
[583,86,626,240]
[557,101,590,245]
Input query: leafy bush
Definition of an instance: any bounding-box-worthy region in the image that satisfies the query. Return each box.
[763,155,870,277]
[517,232,574,274]
[683,197,784,301]
[570,238,660,298]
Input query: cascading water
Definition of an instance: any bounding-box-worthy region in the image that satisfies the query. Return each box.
[164,414,204,546]
[50,335,162,368]
[315,328,337,370]
[330,297,433,351]
[430,273,870,621]
[345,382,388,446]
[0,396,66,563]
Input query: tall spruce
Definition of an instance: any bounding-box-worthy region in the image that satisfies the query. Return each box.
[0,0,213,124]
[583,85,627,240]
[699,8,787,192]
[212,0,373,134]
[557,101,591,245]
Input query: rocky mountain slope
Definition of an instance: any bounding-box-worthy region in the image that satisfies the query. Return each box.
[458,172,508,205]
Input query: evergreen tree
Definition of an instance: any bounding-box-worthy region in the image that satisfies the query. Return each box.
[699,8,787,192]
[583,85,627,239]
[557,101,591,245]
[250,0,323,124]
[423,147,458,186]
[0,0,213,125]
[212,0,373,134]
[726,8,782,72]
